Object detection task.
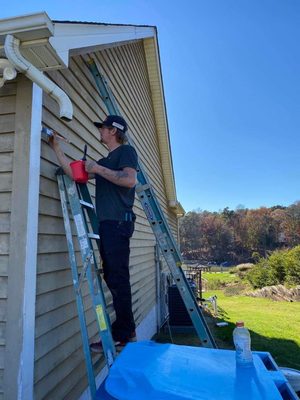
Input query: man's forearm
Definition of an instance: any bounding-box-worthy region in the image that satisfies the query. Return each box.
[89,163,136,188]
[53,145,73,178]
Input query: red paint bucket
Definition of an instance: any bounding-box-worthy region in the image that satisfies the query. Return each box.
[70,160,89,183]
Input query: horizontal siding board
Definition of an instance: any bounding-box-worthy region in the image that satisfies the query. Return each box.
[137,283,156,309]
[35,306,100,365]
[0,301,7,321]
[0,323,5,346]
[0,369,3,392]
[0,134,14,152]
[0,172,12,192]
[134,271,156,292]
[135,301,156,326]
[37,253,71,274]
[38,215,66,235]
[39,154,63,182]
[34,330,83,384]
[54,358,106,400]
[35,354,92,400]
[130,252,154,268]
[35,345,85,400]
[35,314,82,361]
[0,115,15,134]
[0,257,8,276]
[0,277,8,299]
[0,154,12,173]
[39,175,60,202]
[35,282,110,318]
[0,346,4,368]
[35,300,85,339]
[134,286,156,325]
[36,286,81,317]
[131,264,155,287]
[0,235,9,255]
[38,234,69,254]
[0,214,10,233]
[0,82,16,97]
[0,97,15,115]
[130,245,155,258]
[36,269,73,295]
[38,195,63,218]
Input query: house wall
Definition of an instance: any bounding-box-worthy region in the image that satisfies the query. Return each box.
[34,40,178,399]
[0,76,42,400]
[0,81,16,400]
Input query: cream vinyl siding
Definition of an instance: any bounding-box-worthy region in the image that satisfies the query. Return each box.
[0,81,16,399]
[34,40,178,399]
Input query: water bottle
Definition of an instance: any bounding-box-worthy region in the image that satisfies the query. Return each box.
[233,321,253,367]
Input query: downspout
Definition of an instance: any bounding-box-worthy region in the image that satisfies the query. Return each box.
[4,34,73,121]
[0,58,17,87]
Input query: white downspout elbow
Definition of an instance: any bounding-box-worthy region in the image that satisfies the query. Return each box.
[0,58,17,88]
[4,34,73,121]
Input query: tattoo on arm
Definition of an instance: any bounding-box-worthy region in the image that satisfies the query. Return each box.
[99,166,136,187]
[114,170,129,180]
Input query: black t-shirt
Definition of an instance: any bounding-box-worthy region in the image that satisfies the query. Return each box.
[95,145,138,221]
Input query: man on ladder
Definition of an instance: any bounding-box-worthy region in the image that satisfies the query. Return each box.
[49,114,138,351]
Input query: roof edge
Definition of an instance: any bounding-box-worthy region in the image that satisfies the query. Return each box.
[53,20,156,29]
[143,36,182,216]
[0,12,53,41]
[50,22,156,66]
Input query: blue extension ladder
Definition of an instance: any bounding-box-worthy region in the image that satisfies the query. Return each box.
[85,56,216,349]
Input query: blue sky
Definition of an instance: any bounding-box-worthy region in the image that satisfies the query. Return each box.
[2,1,300,212]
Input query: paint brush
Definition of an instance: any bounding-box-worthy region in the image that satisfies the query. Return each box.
[41,127,71,144]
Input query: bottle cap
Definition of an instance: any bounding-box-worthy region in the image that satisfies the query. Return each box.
[236,321,244,327]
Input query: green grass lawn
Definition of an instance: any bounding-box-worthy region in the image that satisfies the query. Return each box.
[155,271,300,370]
[205,289,300,369]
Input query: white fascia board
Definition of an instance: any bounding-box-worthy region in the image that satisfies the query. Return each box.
[0,12,53,43]
[50,23,155,66]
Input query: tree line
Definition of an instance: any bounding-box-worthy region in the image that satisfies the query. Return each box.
[179,202,300,264]
[246,245,300,288]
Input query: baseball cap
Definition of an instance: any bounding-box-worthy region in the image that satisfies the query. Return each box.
[93,115,128,132]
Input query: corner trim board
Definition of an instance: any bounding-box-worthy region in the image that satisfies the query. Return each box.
[18,83,42,400]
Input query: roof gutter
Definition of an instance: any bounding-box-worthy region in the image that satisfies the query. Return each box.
[169,200,185,217]
[4,34,73,121]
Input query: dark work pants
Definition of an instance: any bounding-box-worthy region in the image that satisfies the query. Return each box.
[99,220,135,341]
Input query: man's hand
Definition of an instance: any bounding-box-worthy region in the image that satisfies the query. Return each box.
[85,160,98,174]
[48,131,73,178]
[48,131,61,150]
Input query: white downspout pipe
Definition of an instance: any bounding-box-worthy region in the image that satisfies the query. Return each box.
[4,34,73,121]
[0,58,17,88]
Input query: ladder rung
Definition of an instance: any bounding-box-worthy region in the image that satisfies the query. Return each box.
[136,183,151,193]
[80,199,94,209]
[88,233,100,239]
